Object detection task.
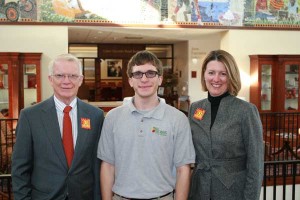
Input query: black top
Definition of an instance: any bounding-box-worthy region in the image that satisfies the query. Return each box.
[208,91,230,129]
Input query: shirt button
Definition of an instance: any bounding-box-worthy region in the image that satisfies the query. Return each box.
[140,130,143,133]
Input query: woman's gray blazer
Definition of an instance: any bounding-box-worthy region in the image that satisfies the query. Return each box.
[188,95,264,200]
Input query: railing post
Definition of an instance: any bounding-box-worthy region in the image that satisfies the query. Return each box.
[273,163,276,200]
[282,163,286,200]
[263,165,267,200]
[292,162,296,200]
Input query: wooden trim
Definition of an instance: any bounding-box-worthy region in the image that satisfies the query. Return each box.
[1,21,300,31]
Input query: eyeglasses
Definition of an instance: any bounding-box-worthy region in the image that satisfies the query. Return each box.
[51,74,82,81]
[131,70,159,79]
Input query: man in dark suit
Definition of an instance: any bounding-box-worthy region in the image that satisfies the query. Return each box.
[12,54,104,200]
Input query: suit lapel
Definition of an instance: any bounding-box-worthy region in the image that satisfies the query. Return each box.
[41,97,68,170]
[70,100,89,170]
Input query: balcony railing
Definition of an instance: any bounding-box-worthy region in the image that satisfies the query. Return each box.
[260,112,300,161]
[263,160,300,200]
[260,112,300,188]
[0,118,17,200]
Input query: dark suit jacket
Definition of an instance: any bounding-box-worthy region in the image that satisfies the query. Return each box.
[12,96,104,200]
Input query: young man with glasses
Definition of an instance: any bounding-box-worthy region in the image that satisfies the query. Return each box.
[97,50,195,200]
[12,54,104,200]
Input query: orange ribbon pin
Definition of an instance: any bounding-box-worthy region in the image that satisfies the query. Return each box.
[81,118,91,130]
[193,108,206,120]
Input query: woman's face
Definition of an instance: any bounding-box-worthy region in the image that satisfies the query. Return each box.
[204,60,228,97]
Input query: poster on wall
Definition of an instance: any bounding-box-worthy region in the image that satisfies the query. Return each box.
[101,59,122,79]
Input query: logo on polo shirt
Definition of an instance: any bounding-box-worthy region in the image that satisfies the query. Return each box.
[151,127,167,136]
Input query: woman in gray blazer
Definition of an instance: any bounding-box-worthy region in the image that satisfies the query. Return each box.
[188,50,263,200]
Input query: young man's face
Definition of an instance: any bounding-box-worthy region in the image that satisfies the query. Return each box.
[129,63,162,99]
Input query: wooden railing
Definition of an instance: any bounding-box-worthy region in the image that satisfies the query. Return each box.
[260,112,300,188]
[0,118,17,200]
[260,112,300,161]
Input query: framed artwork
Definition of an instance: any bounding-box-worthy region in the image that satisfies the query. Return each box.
[24,64,36,75]
[101,59,122,79]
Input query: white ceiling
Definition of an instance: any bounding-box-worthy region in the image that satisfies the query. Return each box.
[68,26,227,44]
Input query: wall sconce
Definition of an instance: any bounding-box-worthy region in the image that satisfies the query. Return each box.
[192,58,198,64]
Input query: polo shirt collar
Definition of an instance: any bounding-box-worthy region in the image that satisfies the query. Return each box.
[128,97,165,120]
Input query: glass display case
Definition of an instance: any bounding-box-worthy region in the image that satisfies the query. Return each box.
[0,63,9,112]
[0,53,41,118]
[285,64,299,111]
[261,64,272,111]
[250,55,300,112]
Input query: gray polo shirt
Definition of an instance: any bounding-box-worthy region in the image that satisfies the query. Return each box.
[97,98,195,199]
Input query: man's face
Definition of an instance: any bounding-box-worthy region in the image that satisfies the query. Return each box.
[129,63,162,99]
[48,60,83,105]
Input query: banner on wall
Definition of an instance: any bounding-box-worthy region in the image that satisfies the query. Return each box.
[0,0,300,28]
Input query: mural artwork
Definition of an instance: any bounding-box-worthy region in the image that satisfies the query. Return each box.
[0,0,37,21]
[0,0,299,28]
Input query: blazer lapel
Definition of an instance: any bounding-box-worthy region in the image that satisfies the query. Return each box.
[41,97,68,170]
[70,100,90,170]
[211,95,233,130]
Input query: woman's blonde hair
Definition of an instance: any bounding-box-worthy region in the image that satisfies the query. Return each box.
[200,50,241,96]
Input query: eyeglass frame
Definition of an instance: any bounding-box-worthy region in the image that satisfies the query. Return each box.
[51,74,83,81]
[130,70,160,79]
